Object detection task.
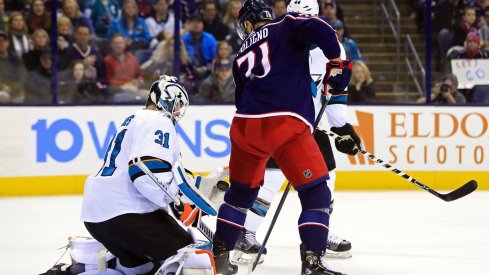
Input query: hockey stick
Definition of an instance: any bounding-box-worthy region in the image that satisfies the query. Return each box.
[252,100,329,271]
[324,130,478,202]
[133,158,216,241]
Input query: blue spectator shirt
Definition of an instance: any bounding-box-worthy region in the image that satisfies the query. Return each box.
[85,0,121,38]
[341,37,362,61]
[108,16,151,45]
[182,31,217,65]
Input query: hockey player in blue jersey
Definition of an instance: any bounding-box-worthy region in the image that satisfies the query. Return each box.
[232,0,355,264]
[212,0,361,274]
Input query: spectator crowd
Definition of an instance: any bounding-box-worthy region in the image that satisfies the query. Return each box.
[0,0,378,104]
[410,0,489,103]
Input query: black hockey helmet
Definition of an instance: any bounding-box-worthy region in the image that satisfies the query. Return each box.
[237,0,273,40]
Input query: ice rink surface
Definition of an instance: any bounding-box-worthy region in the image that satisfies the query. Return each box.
[1,191,488,275]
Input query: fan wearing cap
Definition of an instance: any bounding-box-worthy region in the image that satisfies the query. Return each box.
[332,20,362,61]
[455,32,489,59]
[197,58,234,103]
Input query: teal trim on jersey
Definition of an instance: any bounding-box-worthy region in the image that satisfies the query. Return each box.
[310,81,318,97]
[310,44,318,50]
[329,95,348,104]
[128,165,143,181]
[128,158,171,182]
[144,159,171,171]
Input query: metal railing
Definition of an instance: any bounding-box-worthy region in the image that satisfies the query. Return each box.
[380,0,401,81]
[405,34,425,98]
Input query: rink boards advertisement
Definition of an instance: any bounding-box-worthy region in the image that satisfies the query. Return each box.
[0,105,488,195]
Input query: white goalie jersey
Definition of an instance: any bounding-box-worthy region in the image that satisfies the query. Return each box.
[310,44,349,128]
[81,109,181,223]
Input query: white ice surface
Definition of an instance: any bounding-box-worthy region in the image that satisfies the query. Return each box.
[1,191,488,275]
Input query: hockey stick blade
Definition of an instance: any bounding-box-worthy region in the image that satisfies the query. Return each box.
[436,180,477,202]
[325,131,478,202]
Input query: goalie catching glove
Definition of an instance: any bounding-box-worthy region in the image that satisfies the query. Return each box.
[330,123,362,155]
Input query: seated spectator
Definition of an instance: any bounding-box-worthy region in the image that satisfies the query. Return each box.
[59,60,101,103]
[59,24,107,88]
[273,0,287,18]
[455,32,489,58]
[223,0,241,35]
[0,30,26,102]
[453,6,486,46]
[212,40,233,70]
[321,0,349,38]
[333,20,362,61]
[105,34,145,98]
[0,0,8,31]
[24,49,52,103]
[145,0,176,49]
[142,36,196,92]
[7,12,29,58]
[197,58,234,103]
[183,13,217,82]
[23,28,50,71]
[24,0,51,34]
[347,61,375,103]
[417,74,466,104]
[85,0,121,38]
[202,0,229,41]
[108,0,151,51]
[63,0,95,34]
[57,16,74,51]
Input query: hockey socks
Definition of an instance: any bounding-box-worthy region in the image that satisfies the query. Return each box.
[298,209,329,252]
[297,182,332,252]
[216,203,247,250]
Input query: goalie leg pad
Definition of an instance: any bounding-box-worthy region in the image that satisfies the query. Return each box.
[156,246,215,275]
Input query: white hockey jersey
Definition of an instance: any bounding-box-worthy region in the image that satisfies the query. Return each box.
[81,109,181,223]
[309,44,348,128]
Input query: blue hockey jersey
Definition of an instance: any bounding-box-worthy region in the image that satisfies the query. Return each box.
[233,12,341,129]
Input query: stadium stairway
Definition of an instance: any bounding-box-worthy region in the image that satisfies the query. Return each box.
[341,0,434,103]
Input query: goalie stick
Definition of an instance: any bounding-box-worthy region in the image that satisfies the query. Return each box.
[133,157,218,216]
[133,157,216,241]
[324,130,478,202]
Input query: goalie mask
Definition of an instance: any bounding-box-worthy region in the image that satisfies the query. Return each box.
[287,0,319,16]
[148,75,189,124]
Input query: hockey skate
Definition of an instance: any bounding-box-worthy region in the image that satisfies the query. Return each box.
[325,233,352,259]
[213,238,238,275]
[300,244,347,275]
[231,228,266,265]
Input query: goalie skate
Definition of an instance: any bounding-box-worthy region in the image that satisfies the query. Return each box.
[231,229,266,265]
[325,233,352,259]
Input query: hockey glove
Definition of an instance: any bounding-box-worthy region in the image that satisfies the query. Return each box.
[330,123,362,155]
[171,202,201,227]
[322,60,352,95]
